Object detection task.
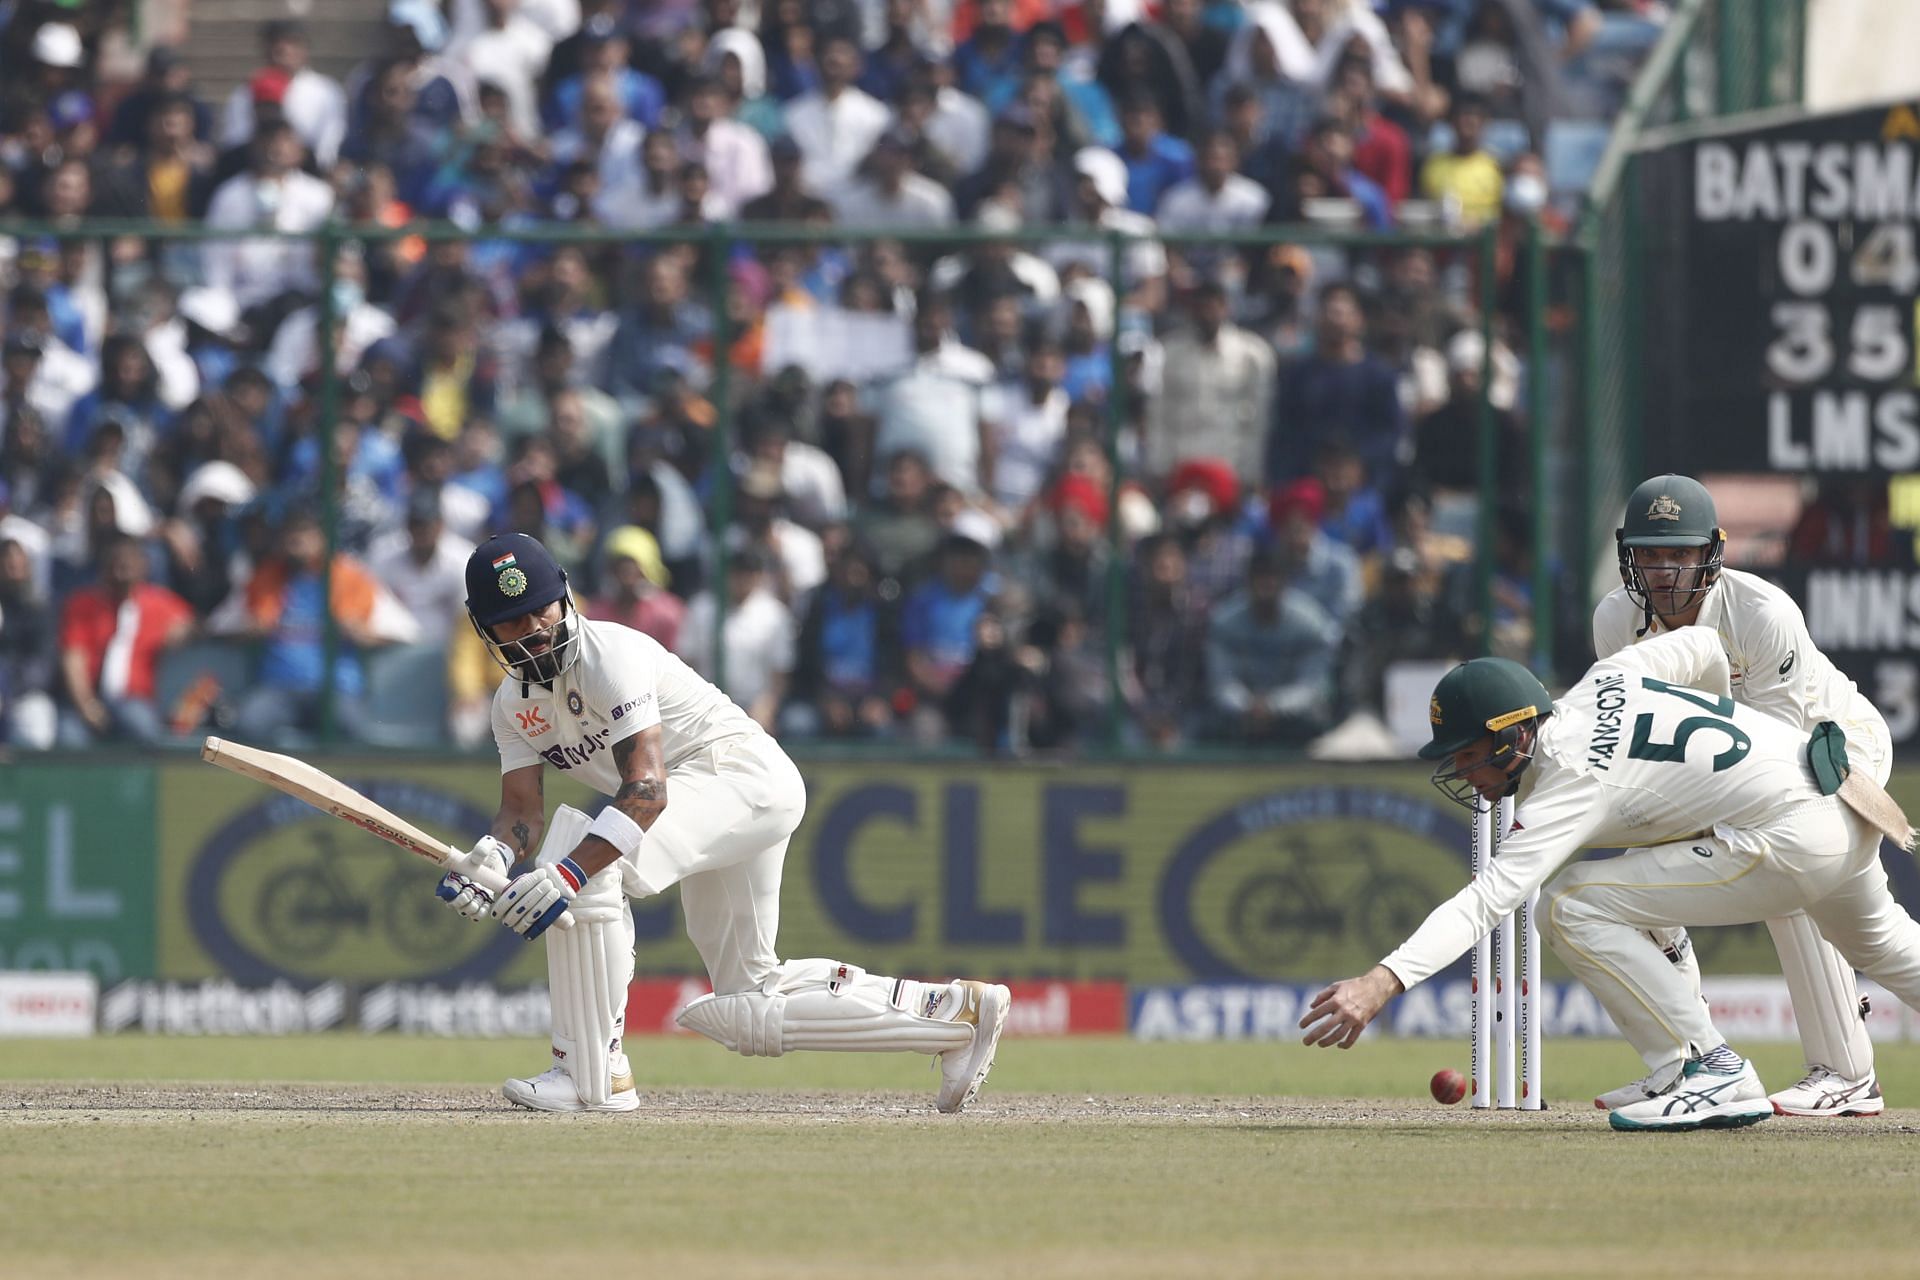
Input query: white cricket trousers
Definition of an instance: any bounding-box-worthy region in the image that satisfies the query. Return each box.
[617,733,805,996]
[1543,791,1920,1072]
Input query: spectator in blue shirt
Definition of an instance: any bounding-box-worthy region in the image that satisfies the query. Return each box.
[1116,92,1194,215]
[1204,544,1341,744]
[901,530,998,720]
[545,27,662,131]
[602,254,712,400]
[952,0,1026,103]
[1268,282,1406,485]
[787,540,900,740]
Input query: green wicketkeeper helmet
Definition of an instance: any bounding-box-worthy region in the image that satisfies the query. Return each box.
[1616,473,1725,618]
[1420,658,1554,808]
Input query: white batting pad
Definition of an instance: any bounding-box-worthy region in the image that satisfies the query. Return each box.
[1768,911,1873,1078]
[676,958,973,1058]
[538,803,634,1105]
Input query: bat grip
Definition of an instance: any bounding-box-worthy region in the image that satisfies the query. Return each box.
[448,849,576,931]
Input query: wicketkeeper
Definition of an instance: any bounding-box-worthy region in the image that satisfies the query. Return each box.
[1300,627,1920,1131]
[435,533,1011,1113]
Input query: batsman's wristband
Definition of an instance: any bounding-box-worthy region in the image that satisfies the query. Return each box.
[588,804,645,857]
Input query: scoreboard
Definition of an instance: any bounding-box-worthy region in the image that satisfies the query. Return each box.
[1640,101,1920,474]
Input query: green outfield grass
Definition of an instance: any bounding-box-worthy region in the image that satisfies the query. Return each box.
[5,1036,1920,1280]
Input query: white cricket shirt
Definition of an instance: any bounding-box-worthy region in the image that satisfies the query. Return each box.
[491,618,763,795]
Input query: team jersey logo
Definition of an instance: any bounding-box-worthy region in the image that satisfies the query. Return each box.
[567,690,585,716]
[515,707,549,734]
[497,567,528,596]
[1645,494,1683,522]
[1429,696,1443,725]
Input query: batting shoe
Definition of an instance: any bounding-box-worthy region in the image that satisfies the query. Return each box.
[503,1053,640,1114]
[1768,1067,1885,1117]
[934,980,1012,1114]
[1607,1058,1772,1132]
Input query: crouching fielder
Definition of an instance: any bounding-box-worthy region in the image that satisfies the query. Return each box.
[436,533,1010,1114]
[1299,627,1920,1132]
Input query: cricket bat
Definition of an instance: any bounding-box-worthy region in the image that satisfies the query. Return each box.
[200,735,572,929]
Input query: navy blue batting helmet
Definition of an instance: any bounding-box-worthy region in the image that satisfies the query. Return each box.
[465,532,567,627]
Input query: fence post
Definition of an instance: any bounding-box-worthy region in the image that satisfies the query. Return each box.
[1103,228,1128,752]
[1474,224,1498,659]
[1526,216,1553,673]
[706,223,733,696]
[315,220,342,747]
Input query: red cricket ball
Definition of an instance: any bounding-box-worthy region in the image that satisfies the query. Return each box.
[1430,1068,1468,1105]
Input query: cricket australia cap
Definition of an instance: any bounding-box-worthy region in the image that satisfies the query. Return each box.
[1418,657,1553,761]
[1618,474,1719,549]
[465,532,567,626]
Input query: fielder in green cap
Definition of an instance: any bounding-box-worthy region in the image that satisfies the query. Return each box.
[1299,627,1920,1132]
[1595,473,1893,1117]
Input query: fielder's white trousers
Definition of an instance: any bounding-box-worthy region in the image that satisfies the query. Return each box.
[616,733,805,995]
[1543,791,1920,1072]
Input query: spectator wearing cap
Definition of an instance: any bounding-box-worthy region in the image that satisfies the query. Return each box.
[1268,282,1405,485]
[786,539,900,740]
[93,91,216,221]
[1204,544,1340,745]
[158,460,255,617]
[901,529,999,735]
[1013,473,1110,626]
[369,488,477,647]
[0,535,56,748]
[786,35,892,195]
[866,291,993,498]
[590,525,685,650]
[980,334,1069,523]
[203,121,336,312]
[105,46,212,152]
[1147,281,1276,484]
[1047,148,1167,316]
[676,545,795,733]
[1165,457,1253,610]
[220,20,347,169]
[676,73,774,217]
[56,531,195,747]
[265,248,398,391]
[27,22,93,143]
[1268,477,1362,629]
[832,127,956,229]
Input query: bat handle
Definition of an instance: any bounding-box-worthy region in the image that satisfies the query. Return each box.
[448,849,575,931]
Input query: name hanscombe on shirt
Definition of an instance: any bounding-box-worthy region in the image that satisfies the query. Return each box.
[1589,672,1627,772]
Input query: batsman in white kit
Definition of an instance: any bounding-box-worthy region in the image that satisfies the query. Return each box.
[1299,627,1920,1131]
[1595,474,1888,1116]
[434,533,1011,1113]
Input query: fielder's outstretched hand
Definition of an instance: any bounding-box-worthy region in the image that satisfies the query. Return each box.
[1298,965,1405,1049]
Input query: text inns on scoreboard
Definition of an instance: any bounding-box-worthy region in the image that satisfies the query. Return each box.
[1694,135,1920,472]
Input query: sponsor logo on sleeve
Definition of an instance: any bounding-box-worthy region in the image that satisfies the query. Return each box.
[1780,650,1796,676]
[611,692,654,721]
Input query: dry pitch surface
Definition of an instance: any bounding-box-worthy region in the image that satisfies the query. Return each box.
[8,1039,1920,1280]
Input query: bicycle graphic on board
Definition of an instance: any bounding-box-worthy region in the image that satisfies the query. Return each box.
[1228,832,1435,969]
[255,829,469,962]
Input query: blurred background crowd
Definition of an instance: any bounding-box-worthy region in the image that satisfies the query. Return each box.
[0,0,1674,756]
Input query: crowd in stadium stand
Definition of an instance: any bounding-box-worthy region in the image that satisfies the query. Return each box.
[0,0,1670,755]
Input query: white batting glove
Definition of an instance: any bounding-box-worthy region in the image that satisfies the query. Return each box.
[434,836,514,922]
[492,857,588,940]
